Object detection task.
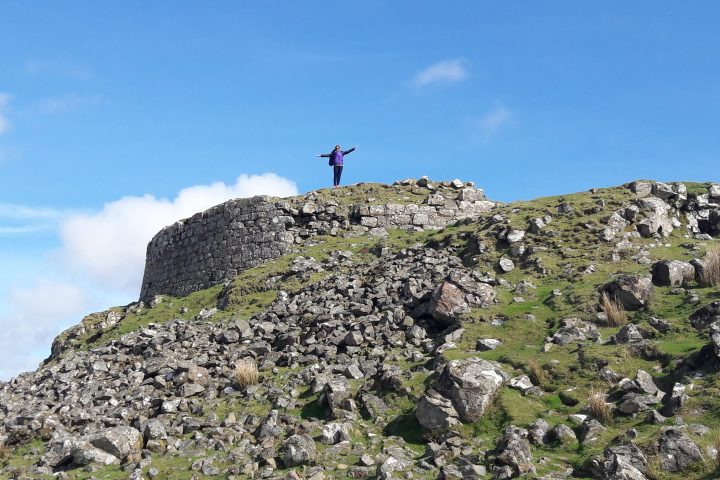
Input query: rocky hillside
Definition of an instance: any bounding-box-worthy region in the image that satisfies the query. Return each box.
[2,178,720,480]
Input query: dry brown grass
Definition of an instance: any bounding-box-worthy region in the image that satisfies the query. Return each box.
[699,243,720,287]
[0,444,10,461]
[232,359,259,387]
[588,389,613,425]
[600,292,628,327]
[527,359,546,386]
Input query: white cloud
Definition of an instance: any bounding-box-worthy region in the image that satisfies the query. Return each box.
[477,105,514,140]
[30,93,102,115]
[0,93,12,135]
[0,278,88,379]
[411,59,468,88]
[59,173,298,293]
[0,203,73,220]
[22,60,90,80]
[0,204,76,236]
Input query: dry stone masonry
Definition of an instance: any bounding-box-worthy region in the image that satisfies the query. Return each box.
[140,178,494,300]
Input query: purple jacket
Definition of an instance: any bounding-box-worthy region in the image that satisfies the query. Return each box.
[321,147,355,166]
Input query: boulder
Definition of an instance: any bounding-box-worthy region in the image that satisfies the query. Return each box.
[578,419,606,444]
[651,260,694,287]
[434,357,508,422]
[601,276,653,311]
[617,393,661,414]
[498,257,515,273]
[660,383,688,417]
[689,301,720,330]
[416,389,461,430]
[658,428,704,472]
[711,321,720,358]
[282,434,317,467]
[528,419,550,445]
[552,318,600,345]
[506,230,525,244]
[590,445,648,480]
[549,424,577,444]
[636,197,673,237]
[629,181,653,198]
[476,338,502,351]
[611,324,644,344]
[72,441,120,466]
[428,281,469,325]
[87,426,143,461]
[492,426,536,477]
[321,422,351,444]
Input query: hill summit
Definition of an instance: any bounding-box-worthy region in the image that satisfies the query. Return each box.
[2,178,720,480]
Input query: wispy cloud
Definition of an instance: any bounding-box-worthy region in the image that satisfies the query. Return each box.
[411,59,468,89]
[22,60,90,80]
[30,93,102,115]
[0,203,74,220]
[0,93,12,135]
[476,105,514,141]
[0,204,78,236]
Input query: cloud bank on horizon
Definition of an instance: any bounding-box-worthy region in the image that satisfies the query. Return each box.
[0,172,298,380]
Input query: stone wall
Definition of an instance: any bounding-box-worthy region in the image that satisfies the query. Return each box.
[139,180,495,301]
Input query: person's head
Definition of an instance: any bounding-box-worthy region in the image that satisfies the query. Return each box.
[334,145,341,151]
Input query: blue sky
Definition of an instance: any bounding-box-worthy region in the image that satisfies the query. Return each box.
[1,1,719,378]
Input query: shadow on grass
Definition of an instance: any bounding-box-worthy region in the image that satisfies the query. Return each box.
[300,398,326,420]
[383,412,424,445]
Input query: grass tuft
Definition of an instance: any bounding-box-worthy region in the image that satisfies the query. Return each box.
[527,359,546,386]
[699,243,720,287]
[233,359,260,387]
[0,444,9,460]
[588,389,612,425]
[600,292,628,327]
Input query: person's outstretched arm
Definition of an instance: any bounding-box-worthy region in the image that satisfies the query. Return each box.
[317,153,330,157]
[342,146,357,155]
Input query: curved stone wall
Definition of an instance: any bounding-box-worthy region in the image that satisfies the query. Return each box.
[139,182,495,301]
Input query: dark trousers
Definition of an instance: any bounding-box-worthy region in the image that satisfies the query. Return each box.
[333,165,343,186]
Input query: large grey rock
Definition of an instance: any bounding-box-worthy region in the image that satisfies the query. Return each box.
[282,434,317,467]
[552,318,600,345]
[428,281,469,325]
[711,321,720,358]
[492,426,536,477]
[87,426,143,461]
[636,197,673,237]
[579,418,606,444]
[321,422,351,444]
[601,276,653,311]
[611,324,644,344]
[590,445,648,480]
[689,301,720,330]
[629,181,653,198]
[658,428,704,472]
[651,260,694,287]
[435,357,508,422]
[416,389,461,430]
[72,441,120,466]
[617,393,660,414]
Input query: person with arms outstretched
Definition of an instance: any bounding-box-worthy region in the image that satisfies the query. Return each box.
[318,144,357,187]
